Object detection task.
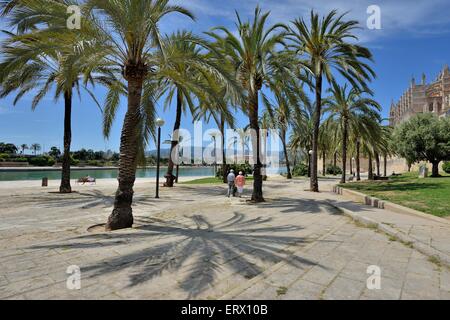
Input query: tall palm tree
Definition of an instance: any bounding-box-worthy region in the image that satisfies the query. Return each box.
[207,6,287,202]
[31,143,41,155]
[20,144,28,155]
[0,1,104,193]
[289,10,375,191]
[194,81,236,183]
[325,82,381,183]
[262,79,303,179]
[81,0,194,230]
[289,97,314,175]
[156,31,238,187]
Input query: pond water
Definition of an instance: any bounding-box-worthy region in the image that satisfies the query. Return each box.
[0,167,214,181]
[0,166,288,181]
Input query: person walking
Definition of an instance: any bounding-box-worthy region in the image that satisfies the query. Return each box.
[235,171,246,197]
[226,169,236,197]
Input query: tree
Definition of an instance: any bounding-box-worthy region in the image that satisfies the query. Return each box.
[194,80,237,183]
[0,142,18,154]
[324,82,381,183]
[157,31,239,187]
[289,97,314,176]
[0,0,104,193]
[289,10,375,191]
[20,144,28,155]
[83,0,194,230]
[262,82,301,179]
[393,114,450,177]
[49,146,61,159]
[208,6,287,201]
[31,143,41,155]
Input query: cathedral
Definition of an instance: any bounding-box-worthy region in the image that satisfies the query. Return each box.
[389,65,450,126]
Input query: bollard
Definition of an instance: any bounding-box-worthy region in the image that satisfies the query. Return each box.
[42,177,48,187]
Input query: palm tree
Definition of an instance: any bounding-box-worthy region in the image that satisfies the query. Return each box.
[20,144,28,155]
[262,83,298,179]
[325,82,381,183]
[31,143,41,155]
[81,0,195,230]
[289,10,375,191]
[289,98,314,175]
[156,31,239,187]
[0,1,104,193]
[207,6,287,202]
[194,81,236,183]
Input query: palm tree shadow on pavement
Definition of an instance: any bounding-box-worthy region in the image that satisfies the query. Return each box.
[30,212,330,298]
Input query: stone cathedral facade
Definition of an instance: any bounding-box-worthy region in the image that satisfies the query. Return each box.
[389,65,450,127]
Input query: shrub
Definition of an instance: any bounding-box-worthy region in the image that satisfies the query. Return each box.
[326,165,342,175]
[70,155,80,166]
[0,153,9,162]
[9,157,28,163]
[216,163,253,178]
[29,156,55,167]
[87,160,103,167]
[292,163,308,176]
[443,161,450,174]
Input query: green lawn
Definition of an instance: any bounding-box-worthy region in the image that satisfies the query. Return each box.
[181,176,254,185]
[340,172,450,217]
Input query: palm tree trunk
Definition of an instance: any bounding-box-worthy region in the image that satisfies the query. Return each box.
[59,90,72,193]
[333,151,337,167]
[165,88,182,187]
[349,156,353,175]
[249,91,264,202]
[375,152,381,176]
[220,116,227,183]
[281,129,292,179]
[368,153,374,180]
[311,74,322,192]
[322,150,326,177]
[106,74,144,231]
[356,140,361,181]
[340,118,348,184]
[383,153,387,177]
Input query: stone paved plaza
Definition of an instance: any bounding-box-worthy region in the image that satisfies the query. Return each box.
[0,177,449,300]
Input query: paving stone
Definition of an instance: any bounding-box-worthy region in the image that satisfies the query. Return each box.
[322,276,365,300]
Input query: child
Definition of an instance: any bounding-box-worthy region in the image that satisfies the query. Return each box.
[235,171,246,197]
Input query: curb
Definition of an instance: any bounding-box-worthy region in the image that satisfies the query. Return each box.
[328,202,450,269]
[333,185,450,225]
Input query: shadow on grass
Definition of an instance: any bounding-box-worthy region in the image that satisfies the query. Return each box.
[30,212,329,298]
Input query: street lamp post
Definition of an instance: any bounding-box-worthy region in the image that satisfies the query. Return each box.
[155,118,165,199]
[210,133,217,176]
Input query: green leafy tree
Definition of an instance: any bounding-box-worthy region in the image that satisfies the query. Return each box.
[0,142,18,154]
[393,114,450,177]
[49,146,61,159]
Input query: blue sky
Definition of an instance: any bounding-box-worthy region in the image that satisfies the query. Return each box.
[1,0,450,153]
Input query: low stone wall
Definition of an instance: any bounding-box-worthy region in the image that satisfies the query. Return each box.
[0,162,29,167]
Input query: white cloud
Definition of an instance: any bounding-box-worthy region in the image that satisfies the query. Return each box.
[166,0,450,43]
